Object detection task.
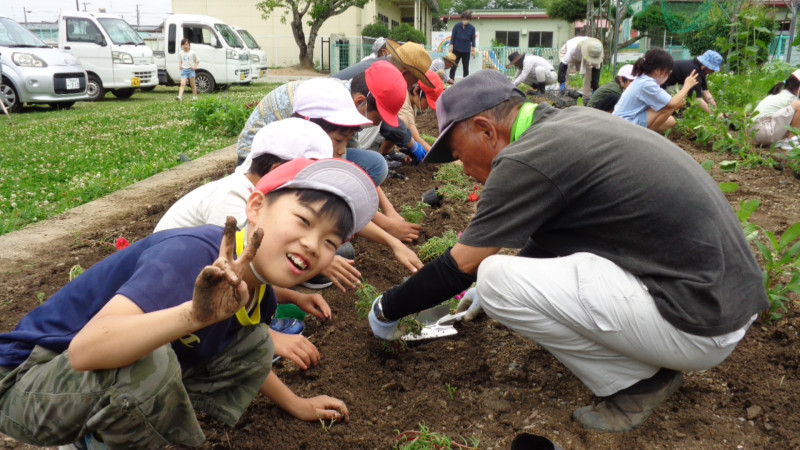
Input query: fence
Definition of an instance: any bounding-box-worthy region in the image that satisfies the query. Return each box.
[330,44,562,80]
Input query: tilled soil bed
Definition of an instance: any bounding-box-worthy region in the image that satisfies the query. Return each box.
[1,108,799,449]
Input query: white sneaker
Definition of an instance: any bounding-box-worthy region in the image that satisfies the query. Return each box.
[175,96,182,102]
[192,96,198,101]
[778,136,800,151]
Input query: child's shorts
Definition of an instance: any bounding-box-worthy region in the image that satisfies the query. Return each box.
[181,68,196,80]
[752,105,795,146]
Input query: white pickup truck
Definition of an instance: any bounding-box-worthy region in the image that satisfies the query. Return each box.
[152,14,251,93]
[58,11,157,101]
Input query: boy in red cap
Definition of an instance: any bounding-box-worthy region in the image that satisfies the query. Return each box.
[390,70,444,158]
[0,159,377,448]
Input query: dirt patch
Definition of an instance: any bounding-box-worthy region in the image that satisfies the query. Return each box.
[1,122,800,448]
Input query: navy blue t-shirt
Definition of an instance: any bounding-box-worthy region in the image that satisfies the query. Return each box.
[0,226,277,369]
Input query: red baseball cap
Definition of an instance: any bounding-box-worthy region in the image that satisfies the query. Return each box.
[365,60,407,127]
[419,71,444,111]
[255,158,378,238]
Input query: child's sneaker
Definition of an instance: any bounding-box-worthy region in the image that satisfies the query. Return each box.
[192,96,198,101]
[270,318,305,335]
[175,96,182,101]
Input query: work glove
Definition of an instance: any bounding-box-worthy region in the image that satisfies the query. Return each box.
[368,295,402,340]
[455,287,484,322]
[403,141,427,165]
[559,82,566,95]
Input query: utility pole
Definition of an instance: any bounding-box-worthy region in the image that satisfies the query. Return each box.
[76,0,79,9]
[82,2,90,11]
[23,8,29,26]
[136,4,141,27]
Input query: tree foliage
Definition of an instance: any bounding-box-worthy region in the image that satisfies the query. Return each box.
[256,0,369,69]
[389,23,427,44]
[546,0,592,23]
[361,22,390,38]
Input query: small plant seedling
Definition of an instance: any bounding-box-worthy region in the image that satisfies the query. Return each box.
[445,383,457,400]
[36,292,46,304]
[437,184,468,202]
[418,230,459,263]
[399,202,430,224]
[395,423,479,450]
[355,278,381,318]
[719,182,739,194]
[69,264,84,281]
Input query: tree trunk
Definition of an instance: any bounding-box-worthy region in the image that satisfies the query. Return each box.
[301,21,325,70]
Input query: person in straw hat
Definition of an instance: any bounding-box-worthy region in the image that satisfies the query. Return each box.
[557,36,604,98]
[507,51,557,95]
[429,52,457,84]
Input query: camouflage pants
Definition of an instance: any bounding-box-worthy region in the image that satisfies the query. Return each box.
[0,324,272,449]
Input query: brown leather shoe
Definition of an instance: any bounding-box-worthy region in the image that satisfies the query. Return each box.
[572,368,683,432]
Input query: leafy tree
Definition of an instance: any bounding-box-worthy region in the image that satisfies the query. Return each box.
[389,23,427,44]
[362,22,390,38]
[256,0,369,69]
[546,0,591,23]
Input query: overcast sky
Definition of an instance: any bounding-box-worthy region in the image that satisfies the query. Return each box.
[5,0,172,27]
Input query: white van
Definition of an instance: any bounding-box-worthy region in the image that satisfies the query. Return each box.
[232,26,268,80]
[155,15,250,92]
[58,11,157,101]
[0,16,88,112]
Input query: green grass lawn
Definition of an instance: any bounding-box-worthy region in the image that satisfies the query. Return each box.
[0,83,278,236]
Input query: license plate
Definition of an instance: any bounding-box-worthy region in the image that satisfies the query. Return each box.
[131,77,141,87]
[260,69,266,78]
[66,78,80,90]
[240,73,245,81]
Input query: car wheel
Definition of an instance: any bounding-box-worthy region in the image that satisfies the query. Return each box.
[111,88,135,99]
[0,79,21,113]
[49,102,76,110]
[194,71,216,93]
[85,75,106,101]
[140,85,157,92]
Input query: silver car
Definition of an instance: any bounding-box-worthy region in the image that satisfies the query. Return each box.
[0,16,88,112]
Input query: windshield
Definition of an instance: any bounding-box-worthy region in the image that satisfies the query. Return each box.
[0,17,49,47]
[236,29,260,49]
[97,17,144,45]
[215,24,243,48]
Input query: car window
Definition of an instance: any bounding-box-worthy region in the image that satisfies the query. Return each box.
[0,17,49,47]
[97,17,144,45]
[215,24,243,48]
[236,29,260,49]
[183,25,218,47]
[66,18,102,43]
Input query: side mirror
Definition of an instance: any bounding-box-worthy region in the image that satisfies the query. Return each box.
[95,33,107,46]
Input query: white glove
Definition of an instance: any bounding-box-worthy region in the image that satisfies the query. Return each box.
[368,295,402,340]
[455,287,483,322]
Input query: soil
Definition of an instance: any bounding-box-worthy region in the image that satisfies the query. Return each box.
[2,107,800,449]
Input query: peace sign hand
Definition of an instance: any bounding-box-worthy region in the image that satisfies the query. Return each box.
[191,217,263,326]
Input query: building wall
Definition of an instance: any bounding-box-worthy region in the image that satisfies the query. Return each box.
[172,0,429,68]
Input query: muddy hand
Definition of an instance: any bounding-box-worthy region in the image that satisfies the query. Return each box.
[192,217,263,325]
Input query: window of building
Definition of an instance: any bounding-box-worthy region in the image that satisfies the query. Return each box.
[392,20,399,29]
[528,31,553,48]
[495,31,519,47]
[378,14,389,28]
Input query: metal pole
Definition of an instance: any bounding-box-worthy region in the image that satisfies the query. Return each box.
[787,0,798,63]
[612,0,620,73]
[23,8,28,26]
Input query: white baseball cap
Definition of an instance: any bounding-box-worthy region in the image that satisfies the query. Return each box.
[255,158,378,238]
[617,64,635,81]
[235,118,334,174]
[292,78,373,127]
